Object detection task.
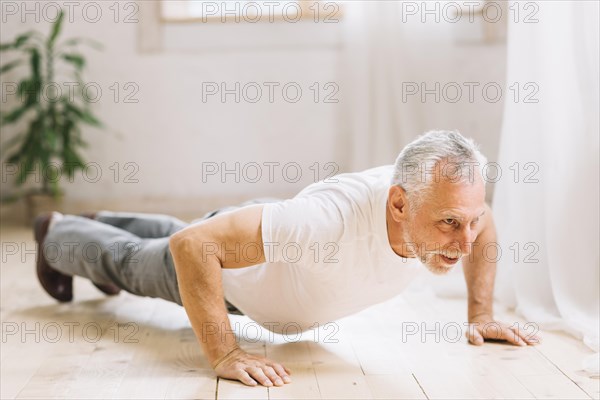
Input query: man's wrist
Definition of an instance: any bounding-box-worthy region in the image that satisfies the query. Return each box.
[468,310,494,322]
[211,346,243,369]
[468,300,494,321]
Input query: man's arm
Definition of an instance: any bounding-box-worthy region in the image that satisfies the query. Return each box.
[462,202,540,346]
[169,204,291,387]
[462,202,496,322]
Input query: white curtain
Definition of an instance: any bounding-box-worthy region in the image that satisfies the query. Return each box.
[493,1,599,372]
[338,1,421,171]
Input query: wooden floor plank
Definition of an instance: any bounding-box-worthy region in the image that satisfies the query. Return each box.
[265,340,322,399]
[516,374,593,399]
[307,340,373,399]
[267,361,321,400]
[16,353,93,399]
[217,378,269,400]
[365,374,428,400]
[0,342,57,399]
[499,313,600,399]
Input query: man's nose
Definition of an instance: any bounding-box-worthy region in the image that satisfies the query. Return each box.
[456,227,476,255]
[459,241,473,256]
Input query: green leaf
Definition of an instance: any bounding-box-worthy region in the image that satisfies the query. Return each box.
[48,10,65,47]
[61,38,82,46]
[16,155,36,185]
[44,128,58,151]
[28,48,41,82]
[64,102,102,127]
[14,32,36,48]
[5,124,36,176]
[77,138,89,148]
[0,31,43,52]
[6,150,23,165]
[0,134,24,158]
[0,59,23,75]
[64,101,82,117]
[18,79,41,107]
[62,53,85,69]
[1,104,31,124]
[80,109,102,126]
[61,37,103,51]
[62,147,86,178]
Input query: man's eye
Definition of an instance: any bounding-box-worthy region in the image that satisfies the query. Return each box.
[443,219,455,225]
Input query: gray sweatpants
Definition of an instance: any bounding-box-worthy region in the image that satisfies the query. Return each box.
[43,198,280,307]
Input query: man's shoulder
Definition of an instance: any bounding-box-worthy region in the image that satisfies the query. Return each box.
[297,164,394,197]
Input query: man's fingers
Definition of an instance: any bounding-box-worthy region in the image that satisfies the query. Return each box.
[476,322,521,345]
[236,369,258,386]
[479,322,524,346]
[503,327,527,346]
[214,349,291,387]
[246,366,273,387]
[261,365,284,386]
[508,325,541,346]
[468,320,543,347]
[269,363,292,383]
[521,328,542,345]
[466,323,485,345]
[215,351,292,387]
[524,333,542,345]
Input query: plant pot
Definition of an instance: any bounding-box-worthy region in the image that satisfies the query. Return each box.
[25,191,65,226]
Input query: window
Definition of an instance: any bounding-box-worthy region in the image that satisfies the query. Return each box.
[137,1,342,53]
[160,0,342,24]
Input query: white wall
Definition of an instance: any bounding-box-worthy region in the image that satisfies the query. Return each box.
[0,1,505,221]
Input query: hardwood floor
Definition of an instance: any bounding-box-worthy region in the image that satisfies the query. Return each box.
[1,225,598,399]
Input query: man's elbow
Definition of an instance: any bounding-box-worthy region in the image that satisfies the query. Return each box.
[170,221,209,248]
[169,231,183,251]
[169,232,194,265]
[169,230,185,248]
[169,230,214,267]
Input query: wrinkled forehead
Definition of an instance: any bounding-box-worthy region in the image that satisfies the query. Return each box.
[425,177,486,216]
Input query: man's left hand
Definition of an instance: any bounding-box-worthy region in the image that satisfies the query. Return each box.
[466,314,542,346]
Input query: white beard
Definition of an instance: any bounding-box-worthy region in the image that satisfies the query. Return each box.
[404,222,457,276]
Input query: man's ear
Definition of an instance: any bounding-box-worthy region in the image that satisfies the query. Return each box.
[388,185,409,222]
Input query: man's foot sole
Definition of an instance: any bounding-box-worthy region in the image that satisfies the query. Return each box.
[33,213,73,302]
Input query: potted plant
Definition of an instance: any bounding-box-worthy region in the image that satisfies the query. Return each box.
[0,9,103,224]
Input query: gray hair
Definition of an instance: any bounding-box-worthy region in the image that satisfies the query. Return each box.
[391,130,488,208]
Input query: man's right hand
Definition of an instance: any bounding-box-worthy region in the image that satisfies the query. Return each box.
[213,347,292,387]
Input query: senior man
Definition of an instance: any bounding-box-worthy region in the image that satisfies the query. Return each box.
[34,130,540,387]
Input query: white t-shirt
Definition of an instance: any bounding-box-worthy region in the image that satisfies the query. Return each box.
[220,165,424,334]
